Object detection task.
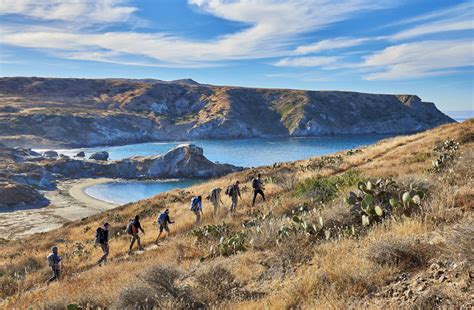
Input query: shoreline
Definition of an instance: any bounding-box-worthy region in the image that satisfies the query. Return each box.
[0,178,119,240]
[68,178,119,210]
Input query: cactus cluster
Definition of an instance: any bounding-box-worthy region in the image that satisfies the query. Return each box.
[346,179,425,226]
[211,232,247,257]
[191,223,229,243]
[388,184,425,217]
[278,207,319,239]
[346,179,397,226]
[431,138,459,173]
[346,149,362,156]
[302,155,344,172]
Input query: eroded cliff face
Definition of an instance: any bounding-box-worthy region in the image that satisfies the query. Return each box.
[0,77,454,148]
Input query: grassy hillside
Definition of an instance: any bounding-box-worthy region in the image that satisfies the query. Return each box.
[0,120,472,309]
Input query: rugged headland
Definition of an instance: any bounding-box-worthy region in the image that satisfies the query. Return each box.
[0,77,454,148]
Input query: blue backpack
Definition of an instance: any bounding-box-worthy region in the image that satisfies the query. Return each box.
[190,197,200,211]
[158,213,167,224]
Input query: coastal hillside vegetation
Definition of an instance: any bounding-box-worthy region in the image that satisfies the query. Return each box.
[0,120,472,309]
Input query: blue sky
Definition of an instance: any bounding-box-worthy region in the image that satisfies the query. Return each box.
[0,0,473,113]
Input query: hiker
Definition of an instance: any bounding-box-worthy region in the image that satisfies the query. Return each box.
[127,215,145,254]
[47,246,62,284]
[96,222,110,265]
[155,209,174,244]
[190,195,203,224]
[226,181,241,213]
[209,187,223,216]
[252,173,266,206]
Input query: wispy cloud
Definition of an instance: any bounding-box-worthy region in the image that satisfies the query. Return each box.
[362,40,474,80]
[294,37,371,54]
[0,0,393,67]
[385,1,474,28]
[274,56,340,67]
[0,0,137,23]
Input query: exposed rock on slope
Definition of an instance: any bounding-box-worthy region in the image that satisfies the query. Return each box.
[0,77,454,148]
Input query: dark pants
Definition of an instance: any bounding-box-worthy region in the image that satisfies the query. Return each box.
[98,243,109,264]
[129,234,142,251]
[48,265,60,283]
[252,189,265,205]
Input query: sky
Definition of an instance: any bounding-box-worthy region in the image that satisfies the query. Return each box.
[0,0,473,113]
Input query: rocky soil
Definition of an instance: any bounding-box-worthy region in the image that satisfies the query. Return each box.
[0,77,454,148]
[0,144,242,209]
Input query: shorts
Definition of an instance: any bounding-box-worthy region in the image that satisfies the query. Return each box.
[159,223,169,233]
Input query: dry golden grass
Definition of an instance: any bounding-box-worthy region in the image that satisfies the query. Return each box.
[0,120,473,309]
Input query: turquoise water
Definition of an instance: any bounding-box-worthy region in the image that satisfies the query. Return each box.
[56,135,391,167]
[85,179,203,205]
[65,135,392,204]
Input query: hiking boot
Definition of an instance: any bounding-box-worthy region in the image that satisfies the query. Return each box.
[139,247,145,251]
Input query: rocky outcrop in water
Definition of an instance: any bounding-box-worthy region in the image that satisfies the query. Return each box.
[0,77,454,148]
[89,151,109,161]
[48,144,242,179]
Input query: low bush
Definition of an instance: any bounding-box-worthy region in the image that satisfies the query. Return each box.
[117,266,204,309]
[196,266,239,303]
[368,238,433,270]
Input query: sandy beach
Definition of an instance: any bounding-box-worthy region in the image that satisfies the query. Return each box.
[0,178,119,239]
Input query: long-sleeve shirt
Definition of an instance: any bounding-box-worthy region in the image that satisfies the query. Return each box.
[101,230,109,243]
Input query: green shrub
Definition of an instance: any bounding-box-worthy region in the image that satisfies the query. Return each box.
[294,169,361,202]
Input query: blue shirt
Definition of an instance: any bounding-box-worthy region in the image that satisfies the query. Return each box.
[48,253,62,266]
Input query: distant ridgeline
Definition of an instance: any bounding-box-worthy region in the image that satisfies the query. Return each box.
[0,77,454,148]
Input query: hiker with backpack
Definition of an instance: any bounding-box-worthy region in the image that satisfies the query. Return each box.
[190,195,203,224]
[252,173,266,207]
[127,215,145,254]
[95,222,110,265]
[226,180,241,213]
[47,246,62,284]
[209,187,223,217]
[155,209,174,244]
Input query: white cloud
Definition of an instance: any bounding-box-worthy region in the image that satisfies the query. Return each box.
[294,37,370,54]
[0,0,393,67]
[387,1,474,28]
[387,1,474,40]
[389,19,474,40]
[274,56,339,67]
[0,0,137,23]
[362,40,474,80]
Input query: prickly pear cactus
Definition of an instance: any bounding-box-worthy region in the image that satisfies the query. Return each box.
[346,179,425,226]
[346,179,398,226]
[430,139,459,173]
[389,183,425,217]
